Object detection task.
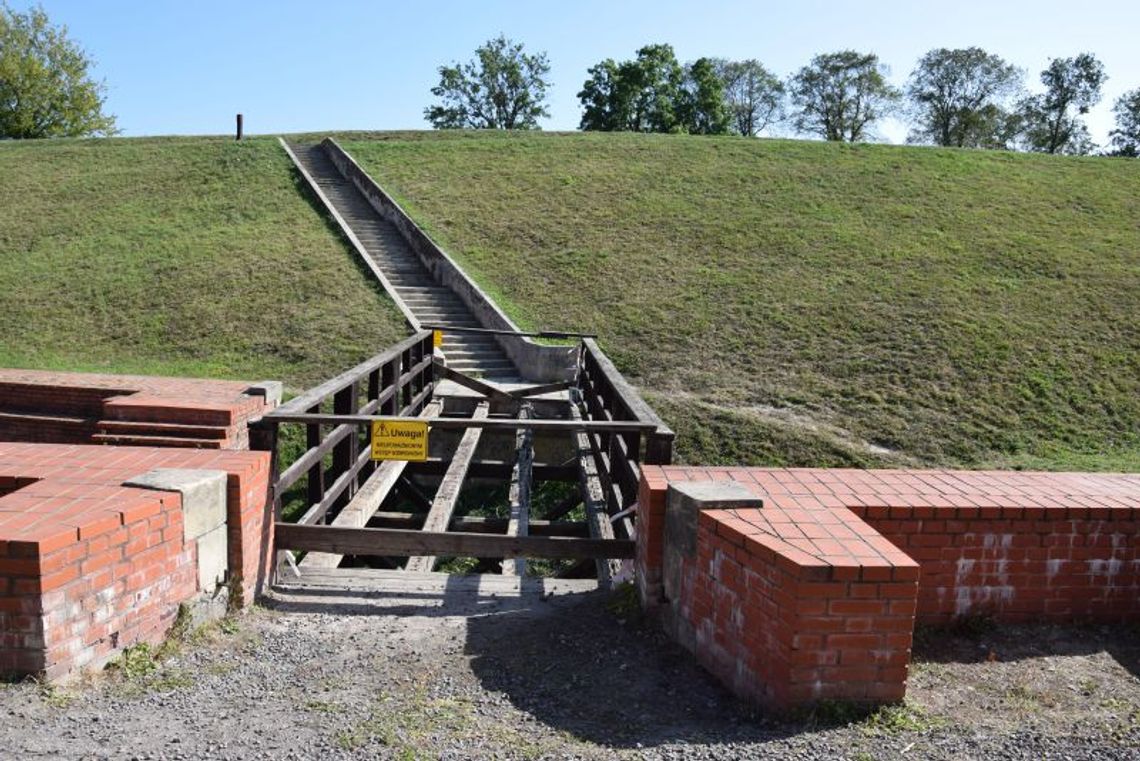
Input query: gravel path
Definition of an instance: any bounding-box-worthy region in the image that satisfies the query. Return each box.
[2,577,1138,760]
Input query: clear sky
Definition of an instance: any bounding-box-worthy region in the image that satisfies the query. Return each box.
[12,0,1140,145]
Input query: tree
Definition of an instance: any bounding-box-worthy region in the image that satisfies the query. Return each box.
[578,44,684,132]
[0,3,116,139]
[906,47,1022,148]
[789,51,900,142]
[678,57,729,135]
[424,35,550,130]
[1108,88,1140,157]
[715,59,784,136]
[1019,53,1106,155]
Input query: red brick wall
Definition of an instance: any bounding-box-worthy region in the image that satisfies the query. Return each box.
[851,504,1140,624]
[678,511,917,705]
[638,467,1140,710]
[0,443,271,681]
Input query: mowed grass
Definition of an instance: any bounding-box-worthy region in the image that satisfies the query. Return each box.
[340,132,1140,471]
[0,136,406,389]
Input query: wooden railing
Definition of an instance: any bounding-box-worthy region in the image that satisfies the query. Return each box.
[577,339,675,533]
[250,331,435,526]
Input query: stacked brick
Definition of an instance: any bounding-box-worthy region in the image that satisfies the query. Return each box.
[0,443,270,680]
[0,369,274,449]
[638,466,1140,711]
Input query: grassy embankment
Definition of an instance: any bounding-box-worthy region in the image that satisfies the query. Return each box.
[340,131,1140,471]
[0,136,406,390]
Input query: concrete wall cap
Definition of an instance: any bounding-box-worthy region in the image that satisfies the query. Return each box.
[667,481,759,507]
[123,468,228,541]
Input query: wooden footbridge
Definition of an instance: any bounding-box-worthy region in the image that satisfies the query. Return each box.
[251,330,673,591]
[251,138,674,593]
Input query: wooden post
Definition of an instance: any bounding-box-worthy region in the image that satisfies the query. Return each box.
[235,113,243,141]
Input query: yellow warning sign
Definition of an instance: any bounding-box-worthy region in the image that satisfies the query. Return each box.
[432,329,443,348]
[370,420,429,461]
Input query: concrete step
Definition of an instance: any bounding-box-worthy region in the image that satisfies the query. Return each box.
[287,141,521,380]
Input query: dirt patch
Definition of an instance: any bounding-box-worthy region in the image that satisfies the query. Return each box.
[1,587,1137,760]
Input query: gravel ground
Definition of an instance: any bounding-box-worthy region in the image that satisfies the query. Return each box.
[1,580,1138,760]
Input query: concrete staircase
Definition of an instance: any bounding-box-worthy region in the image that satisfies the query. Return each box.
[287,143,520,381]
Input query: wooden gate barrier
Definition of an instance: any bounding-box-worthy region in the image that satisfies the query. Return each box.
[250,330,674,586]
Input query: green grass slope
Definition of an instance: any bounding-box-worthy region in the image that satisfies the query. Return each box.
[341,132,1140,471]
[0,136,405,389]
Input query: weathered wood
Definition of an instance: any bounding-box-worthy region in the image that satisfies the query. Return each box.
[276,524,636,560]
[298,401,443,570]
[275,332,432,414]
[508,380,574,399]
[569,395,621,587]
[305,404,324,517]
[368,511,590,537]
[263,413,656,433]
[502,403,534,576]
[405,401,490,572]
[331,381,360,508]
[432,362,514,405]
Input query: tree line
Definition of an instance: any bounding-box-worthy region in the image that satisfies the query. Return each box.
[2,2,1136,157]
[426,36,1140,158]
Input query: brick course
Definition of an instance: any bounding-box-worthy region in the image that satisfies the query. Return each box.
[0,369,273,449]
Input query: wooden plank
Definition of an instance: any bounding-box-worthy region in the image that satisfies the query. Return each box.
[276,332,431,414]
[405,401,490,572]
[369,512,590,537]
[508,380,574,399]
[276,524,635,560]
[432,362,514,405]
[298,400,442,570]
[502,403,534,576]
[263,413,656,433]
[569,396,622,587]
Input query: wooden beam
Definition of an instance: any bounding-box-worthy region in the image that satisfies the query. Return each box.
[432,361,514,405]
[276,524,635,560]
[298,401,442,570]
[569,394,622,588]
[405,401,489,572]
[508,380,574,399]
[368,511,590,537]
[261,413,656,434]
[502,403,534,576]
[276,334,431,414]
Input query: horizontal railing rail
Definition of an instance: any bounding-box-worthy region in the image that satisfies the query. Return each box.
[250,330,435,528]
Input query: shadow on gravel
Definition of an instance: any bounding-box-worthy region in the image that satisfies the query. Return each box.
[461,593,801,749]
[265,578,806,749]
[911,620,1140,681]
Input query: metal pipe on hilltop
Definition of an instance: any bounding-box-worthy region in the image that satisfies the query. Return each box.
[235,113,243,141]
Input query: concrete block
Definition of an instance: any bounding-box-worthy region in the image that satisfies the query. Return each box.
[665,482,760,557]
[124,468,227,541]
[245,380,283,407]
[195,524,228,593]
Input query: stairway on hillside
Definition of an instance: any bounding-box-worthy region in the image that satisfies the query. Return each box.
[287,143,520,381]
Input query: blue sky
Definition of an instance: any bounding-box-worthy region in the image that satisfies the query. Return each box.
[13,0,1140,145]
